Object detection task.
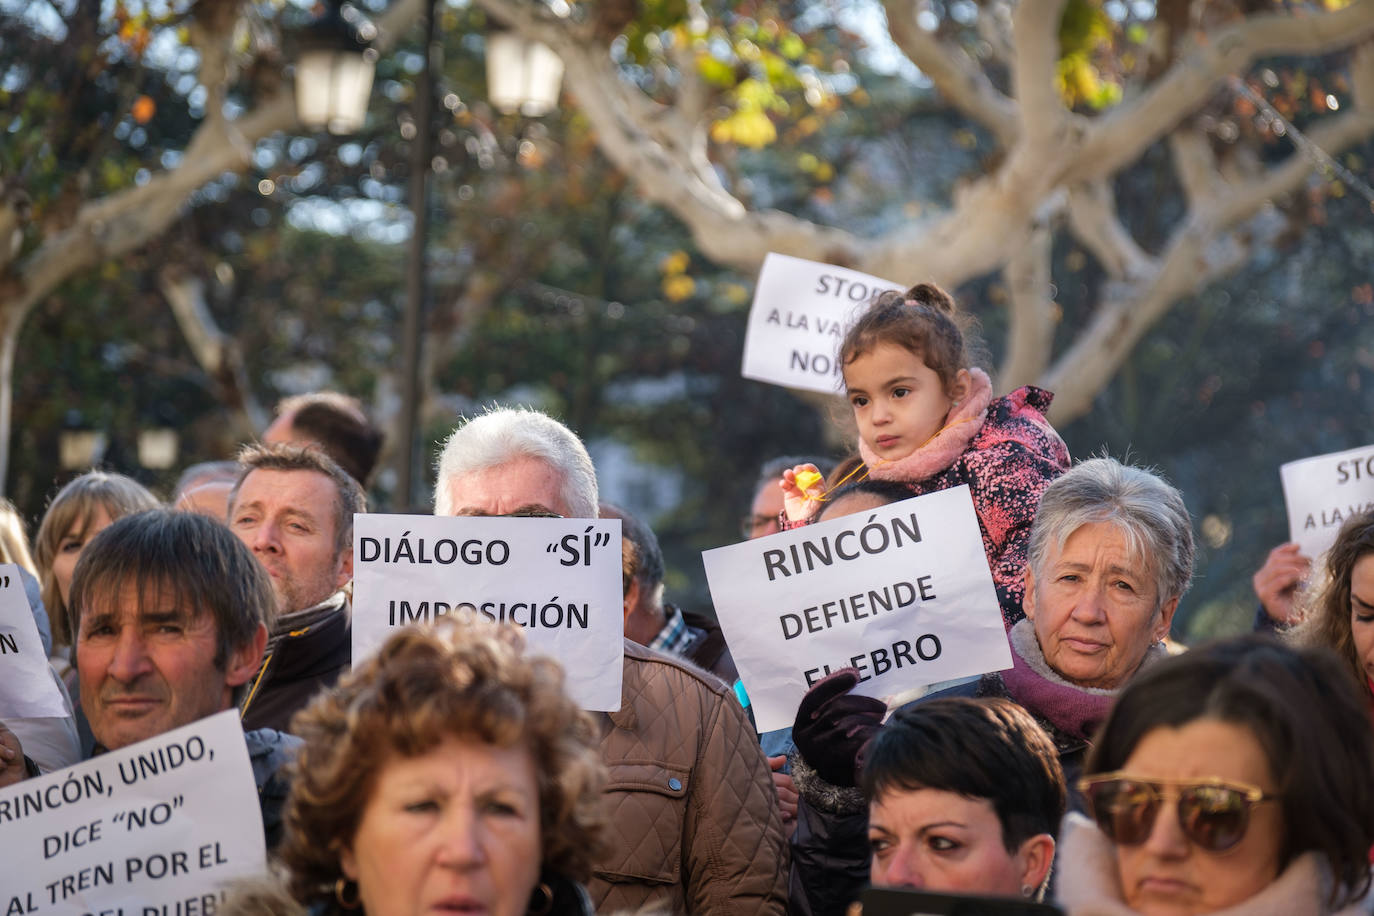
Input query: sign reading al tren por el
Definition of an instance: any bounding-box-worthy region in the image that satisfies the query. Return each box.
[0,710,265,915]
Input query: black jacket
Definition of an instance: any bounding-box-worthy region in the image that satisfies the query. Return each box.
[241,601,351,734]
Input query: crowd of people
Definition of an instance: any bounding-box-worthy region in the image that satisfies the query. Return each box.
[0,286,1371,916]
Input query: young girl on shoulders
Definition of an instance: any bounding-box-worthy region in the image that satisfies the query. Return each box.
[782,283,1069,629]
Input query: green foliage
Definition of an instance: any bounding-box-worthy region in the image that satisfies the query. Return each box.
[1056,0,1123,109]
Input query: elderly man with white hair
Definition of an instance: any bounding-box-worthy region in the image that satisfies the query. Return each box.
[434,406,789,915]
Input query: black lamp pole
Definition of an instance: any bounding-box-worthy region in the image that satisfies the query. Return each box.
[397,0,437,511]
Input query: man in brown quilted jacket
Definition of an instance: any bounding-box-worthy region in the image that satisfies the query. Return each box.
[434,406,789,914]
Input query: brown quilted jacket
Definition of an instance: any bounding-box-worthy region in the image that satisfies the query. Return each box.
[587,640,789,915]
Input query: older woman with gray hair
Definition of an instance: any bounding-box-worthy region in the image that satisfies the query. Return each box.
[788,457,1195,916]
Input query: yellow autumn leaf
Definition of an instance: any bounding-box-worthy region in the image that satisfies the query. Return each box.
[661,250,690,275]
[663,274,696,302]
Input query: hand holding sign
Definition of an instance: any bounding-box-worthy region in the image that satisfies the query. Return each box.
[791,668,885,787]
[1252,542,1312,627]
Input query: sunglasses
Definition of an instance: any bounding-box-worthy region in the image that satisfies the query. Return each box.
[1078,772,1278,853]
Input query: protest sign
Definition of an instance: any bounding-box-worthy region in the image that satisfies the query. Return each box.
[0,709,265,914]
[0,563,67,719]
[741,253,902,394]
[352,514,624,711]
[1280,443,1374,559]
[702,486,1012,733]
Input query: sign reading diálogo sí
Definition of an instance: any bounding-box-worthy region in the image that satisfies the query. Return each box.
[352,514,624,711]
[702,486,1012,733]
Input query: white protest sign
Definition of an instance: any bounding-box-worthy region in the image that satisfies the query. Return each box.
[702,486,1012,733]
[0,563,67,719]
[741,252,903,394]
[1281,444,1374,559]
[352,515,624,711]
[0,709,265,914]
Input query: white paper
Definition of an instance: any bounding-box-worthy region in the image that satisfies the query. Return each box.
[0,709,266,914]
[741,252,903,394]
[352,515,624,711]
[0,563,67,719]
[702,486,1013,733]
[1280,444,1374,559]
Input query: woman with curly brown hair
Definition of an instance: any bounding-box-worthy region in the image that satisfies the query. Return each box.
[227,615,608,916]
[1292,508,1374,714]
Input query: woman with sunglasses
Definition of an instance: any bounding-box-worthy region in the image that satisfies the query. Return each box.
[1059,636,1374,915]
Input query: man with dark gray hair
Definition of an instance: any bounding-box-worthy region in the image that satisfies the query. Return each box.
[228,443,365,733]
[434,406,788,915]
[0,509,297,849]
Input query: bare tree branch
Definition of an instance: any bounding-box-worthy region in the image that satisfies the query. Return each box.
[1168,127,1223,211]
[1043,103,1374,421]
[884,0,1019,145]
[0,0,428,489]
[1065,181,1155,279]
[1076,4,1374,181]
[1011,0,1072,148]
[158,266,266,437]
[998,221,1055,390]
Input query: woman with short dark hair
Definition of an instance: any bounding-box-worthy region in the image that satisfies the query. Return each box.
[862,697,1065,900]
[1060,636,1374,915]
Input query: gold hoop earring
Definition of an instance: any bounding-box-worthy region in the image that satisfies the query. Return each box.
[335,877,361,910]
[528,882,554,916]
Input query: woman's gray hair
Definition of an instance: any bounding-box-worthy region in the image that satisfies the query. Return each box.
[433,406,599,518]
[1027,457,1195,608]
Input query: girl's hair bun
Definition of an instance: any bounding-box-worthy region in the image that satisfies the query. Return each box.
[904,282,956,314]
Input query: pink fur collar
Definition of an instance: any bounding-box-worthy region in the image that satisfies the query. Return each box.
[860,367,993,483]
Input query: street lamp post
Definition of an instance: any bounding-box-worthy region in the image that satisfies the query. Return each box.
[294,1,377,135]
[396,0,437,510]
[486,31,564,117]
[295,6,565,510]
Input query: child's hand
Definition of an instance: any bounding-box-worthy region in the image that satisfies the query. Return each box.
[781,463,826,521]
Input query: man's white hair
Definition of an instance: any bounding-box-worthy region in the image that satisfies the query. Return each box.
[433,406,599,518]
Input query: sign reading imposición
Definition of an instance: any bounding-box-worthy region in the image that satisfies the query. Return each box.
[1281,443,1374,559]
[0,563,68,720]
[352,514,624,711]
[741,253,902,394]
[702,486,1012,732]
[0,709,265,914]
